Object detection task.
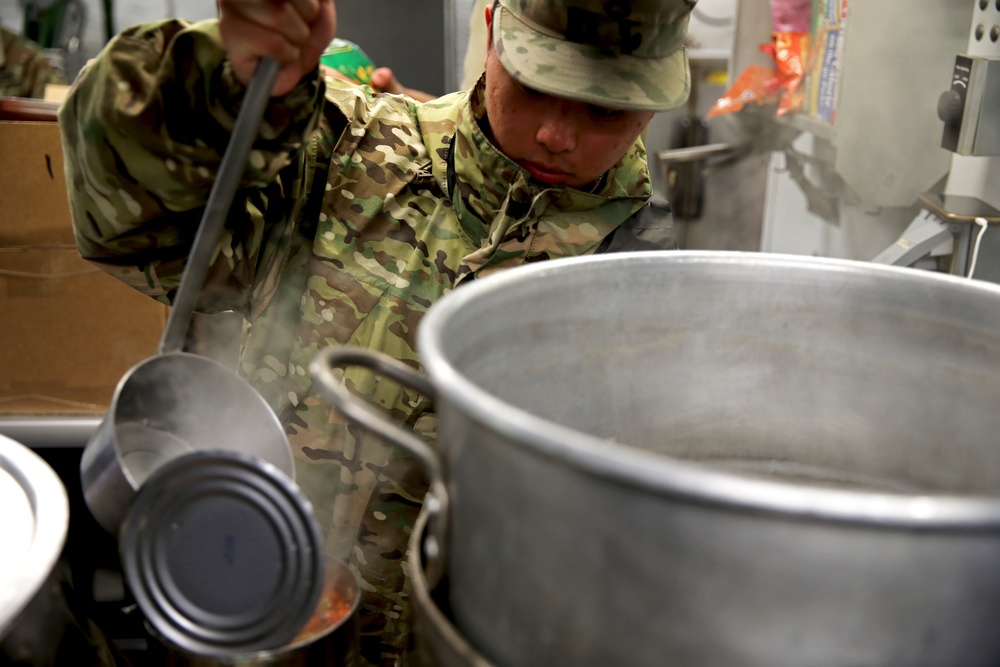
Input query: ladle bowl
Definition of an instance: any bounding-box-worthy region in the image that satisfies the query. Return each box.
[80,351,293,535]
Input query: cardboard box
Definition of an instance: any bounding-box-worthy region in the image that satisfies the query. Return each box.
[0,120,169,414]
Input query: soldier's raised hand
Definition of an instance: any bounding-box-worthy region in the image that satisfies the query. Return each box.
[217,0,336,96]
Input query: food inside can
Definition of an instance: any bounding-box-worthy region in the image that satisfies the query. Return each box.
[290,578,355,645]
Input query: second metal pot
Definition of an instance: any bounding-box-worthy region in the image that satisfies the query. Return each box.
[408,509,494,667]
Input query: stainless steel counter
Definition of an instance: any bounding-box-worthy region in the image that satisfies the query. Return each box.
[0,417,100,449]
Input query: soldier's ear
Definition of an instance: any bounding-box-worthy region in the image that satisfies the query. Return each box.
[485,2,494,50]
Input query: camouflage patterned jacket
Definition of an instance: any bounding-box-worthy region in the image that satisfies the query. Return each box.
[60,19,652,666]
[0,24,65,98]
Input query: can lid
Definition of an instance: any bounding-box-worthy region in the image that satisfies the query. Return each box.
[120,449,324,656]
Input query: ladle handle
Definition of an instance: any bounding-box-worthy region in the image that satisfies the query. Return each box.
[310,347,450,589]
[159,57,281,355]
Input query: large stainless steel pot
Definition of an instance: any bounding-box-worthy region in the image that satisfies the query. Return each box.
[313,251,1000,667]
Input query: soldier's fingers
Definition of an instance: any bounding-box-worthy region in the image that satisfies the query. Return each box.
[299,0,337,68]
[369,68,403,95]
[283,0,321,25]
[219,0,335,95]
[220,0,312,50]
[221,15,301,64]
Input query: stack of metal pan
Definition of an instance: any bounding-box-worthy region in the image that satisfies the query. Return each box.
[0,434,74,665]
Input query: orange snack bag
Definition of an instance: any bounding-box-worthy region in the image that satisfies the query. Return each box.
[706,65,781,119]
[766,32,810,117]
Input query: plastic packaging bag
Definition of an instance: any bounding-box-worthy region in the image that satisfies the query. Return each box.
[707,0,812,120]
[320,38,375,85]
[770,0,812,32]
[762,31,810,117]
[707,65,781,119]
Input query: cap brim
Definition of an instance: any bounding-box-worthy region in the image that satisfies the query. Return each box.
[494,5,691,112]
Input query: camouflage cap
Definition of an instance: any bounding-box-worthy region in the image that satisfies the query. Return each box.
[493,0,696,112]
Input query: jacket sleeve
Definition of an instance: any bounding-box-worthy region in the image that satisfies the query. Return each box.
[0,26,67,98]
[58,18,328,314]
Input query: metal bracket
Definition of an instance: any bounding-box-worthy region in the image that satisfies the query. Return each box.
[871,209,954,267]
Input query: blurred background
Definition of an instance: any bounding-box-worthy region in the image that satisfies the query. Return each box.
[0,0,985,271]
[0,0,768,256]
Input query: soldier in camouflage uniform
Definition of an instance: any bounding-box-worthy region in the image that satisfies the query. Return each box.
[59,0,695,663]
[0,24,65,98]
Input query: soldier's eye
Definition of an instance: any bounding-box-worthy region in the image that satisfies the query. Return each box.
[588,104,625,121]
[518,82,546,98]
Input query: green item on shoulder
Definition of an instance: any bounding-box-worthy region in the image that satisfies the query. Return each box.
[319,38,375,85]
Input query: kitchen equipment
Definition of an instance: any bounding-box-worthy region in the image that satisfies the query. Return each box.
[313,250,1000,667]
[0,433,115,665]
[409,509,494,667]
[0,432,69,652]
[119,450,328,656]
[80,58,293,536]
[143,553,361,666]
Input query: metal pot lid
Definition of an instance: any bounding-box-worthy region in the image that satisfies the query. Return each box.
[120,449,324,656]
[0,434,69,640]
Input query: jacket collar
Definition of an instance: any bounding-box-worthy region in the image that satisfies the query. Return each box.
[416,75,651,276]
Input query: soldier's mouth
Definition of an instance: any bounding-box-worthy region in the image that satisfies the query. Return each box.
[522,160,571,185]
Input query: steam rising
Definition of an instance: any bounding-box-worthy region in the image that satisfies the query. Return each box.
[114,351,293,486]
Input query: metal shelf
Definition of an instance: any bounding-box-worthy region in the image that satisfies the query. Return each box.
[0,416,100,449]
[778,113,836,144]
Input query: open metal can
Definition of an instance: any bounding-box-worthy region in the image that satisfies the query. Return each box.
[118,449,353,660]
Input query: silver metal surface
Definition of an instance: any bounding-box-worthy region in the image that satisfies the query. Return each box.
[0,417,99,449]
[942,54,1000,156]
[320,250,1000,667]
[145,554,361,666]
[0,434,69,647]
[656,142,743,164]
[871,209,954,266]
[80,352,294,536]
[443,0,475,92]
[121,451,327,656]
[409,510,494,667]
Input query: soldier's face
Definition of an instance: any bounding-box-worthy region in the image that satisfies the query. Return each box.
[482,40,654,190]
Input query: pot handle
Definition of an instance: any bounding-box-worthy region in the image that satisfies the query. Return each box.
[310,347,449,589]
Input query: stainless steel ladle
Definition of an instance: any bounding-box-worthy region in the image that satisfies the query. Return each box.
[80,58,295,535]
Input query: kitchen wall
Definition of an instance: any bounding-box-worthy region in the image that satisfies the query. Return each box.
[2,0,762,251]
[1,0,445,95]
[643,0,768,251]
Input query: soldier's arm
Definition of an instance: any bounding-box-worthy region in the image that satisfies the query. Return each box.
[0,26,67,98]
[59,19,325,312]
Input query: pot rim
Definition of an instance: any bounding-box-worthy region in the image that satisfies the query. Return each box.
[0,434,69,639]
[418,250,1000,529]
